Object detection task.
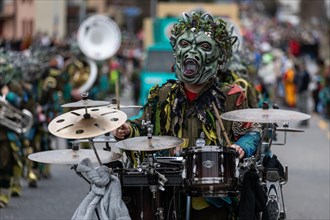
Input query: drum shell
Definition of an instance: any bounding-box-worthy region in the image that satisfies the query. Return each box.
[114,167,184,219]
[184,145,237,197]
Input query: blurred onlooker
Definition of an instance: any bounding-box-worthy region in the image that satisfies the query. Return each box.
[294,59,311,126]
[108,58,121,96]
[40,32,51,47]
[311,59,325,113]
[282,59,296,107]
[319,60,330,119]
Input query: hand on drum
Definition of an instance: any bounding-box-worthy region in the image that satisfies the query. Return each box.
[112,123,131,140]
[230,144,245,159]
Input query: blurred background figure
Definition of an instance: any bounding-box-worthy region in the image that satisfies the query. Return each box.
[282,58,296,108]
[294,58,311,126]
[319,60,330,119]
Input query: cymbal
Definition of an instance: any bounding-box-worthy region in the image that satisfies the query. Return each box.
[48,106,127,139]
[108,104,142,109]
[220,108,311,123]
[276,127,304,132]
[61,99,110,108]
[72,135,117,144]
[115,136,184,151]
[28,149,122,165]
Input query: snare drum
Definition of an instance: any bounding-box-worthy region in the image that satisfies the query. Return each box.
[183,145,237,197]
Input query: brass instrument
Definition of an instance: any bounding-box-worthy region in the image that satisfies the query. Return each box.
[71,14,121,95]
[77,14,121,61]
[0,96,34,134]
[42,76,57,91]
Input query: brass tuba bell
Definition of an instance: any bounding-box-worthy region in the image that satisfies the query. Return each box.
[69,15,121,95]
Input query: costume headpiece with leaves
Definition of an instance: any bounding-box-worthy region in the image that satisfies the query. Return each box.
[170,11,238,66]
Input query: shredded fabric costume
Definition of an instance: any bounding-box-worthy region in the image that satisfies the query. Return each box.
[128,79,261,154]
[71,158,131,220]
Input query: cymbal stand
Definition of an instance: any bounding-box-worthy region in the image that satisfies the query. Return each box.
[70,142,102,220]
[255,103,277,163]
[70,142,91,184]
[141,118,167,220]
[81,92,92,118]
[78,93,103,166]
[256,104,288,219]
[103,132,112,151]
[88,138,103,166]
[145,152,167,220]
[271,122,289,146]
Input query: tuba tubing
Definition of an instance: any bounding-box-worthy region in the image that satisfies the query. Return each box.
[0,96,34,134]
[78,58,97,93]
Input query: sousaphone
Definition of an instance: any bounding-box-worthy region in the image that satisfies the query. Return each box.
[72,15,122,94]
[77,14,121,61]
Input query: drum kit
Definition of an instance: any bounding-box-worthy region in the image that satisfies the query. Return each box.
[28,93,310,220]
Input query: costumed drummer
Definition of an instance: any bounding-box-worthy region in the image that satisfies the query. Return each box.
[113,12,262,219]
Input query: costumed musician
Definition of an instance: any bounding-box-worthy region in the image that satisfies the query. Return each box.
[0,70,37,207]
[113,12,263,219]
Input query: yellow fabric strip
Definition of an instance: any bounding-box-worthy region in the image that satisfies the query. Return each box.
[192,197,210,210]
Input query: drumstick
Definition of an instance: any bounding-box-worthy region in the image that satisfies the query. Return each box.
[212,102,231,147]
[115,77,120,109]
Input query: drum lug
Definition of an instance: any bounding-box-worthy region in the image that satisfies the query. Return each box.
[193,154,197,177]
[156,207,165,220]
[182,159,187,179]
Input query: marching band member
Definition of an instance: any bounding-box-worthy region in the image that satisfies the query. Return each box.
[0,74,37,207]
[113,12,262,219]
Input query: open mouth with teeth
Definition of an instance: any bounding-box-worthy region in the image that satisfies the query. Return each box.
[183,59,199,77]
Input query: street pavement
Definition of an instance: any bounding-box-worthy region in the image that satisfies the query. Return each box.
[0,89,329,220]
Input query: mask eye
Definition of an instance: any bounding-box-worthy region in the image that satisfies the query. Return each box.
[179,40,190,48]
[201,42,211,51]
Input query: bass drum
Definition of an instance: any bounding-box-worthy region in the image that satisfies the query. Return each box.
[122,186,185,220]
[115,167,185,220]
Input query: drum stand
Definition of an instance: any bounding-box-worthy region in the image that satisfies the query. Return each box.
[140,119,171,220]
[254,120,288,219]
[144,152,168,219]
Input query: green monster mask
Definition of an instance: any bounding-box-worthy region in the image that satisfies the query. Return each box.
[170,12,237,84]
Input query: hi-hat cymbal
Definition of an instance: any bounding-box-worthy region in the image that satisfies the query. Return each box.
[28,149,122,165]
[115,136,184,151]
[220,108,311,123]
[48,107,127,139]
[61,99,110,108]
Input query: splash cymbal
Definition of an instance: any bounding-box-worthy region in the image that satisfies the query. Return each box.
[61,99,110,108]
[48,106,127,139]
[220,108,311,123]
[28,149,122,165]
[115,136,184,151]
